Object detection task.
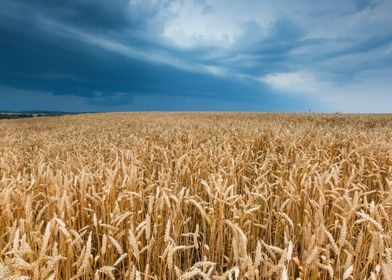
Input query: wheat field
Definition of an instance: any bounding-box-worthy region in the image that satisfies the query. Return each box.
[0,113,391,280]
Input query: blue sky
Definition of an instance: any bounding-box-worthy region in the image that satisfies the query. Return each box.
[0,0,391,112]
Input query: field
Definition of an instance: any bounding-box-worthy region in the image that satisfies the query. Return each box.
[0,113,391,280]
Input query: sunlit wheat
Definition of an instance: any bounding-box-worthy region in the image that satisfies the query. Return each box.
[0,113,391,279]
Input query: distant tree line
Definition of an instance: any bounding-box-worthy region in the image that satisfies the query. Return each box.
[0,113,35,119]
[0,112,79,119]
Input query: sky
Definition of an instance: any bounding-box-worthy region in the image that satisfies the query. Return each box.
[0,0,391,112]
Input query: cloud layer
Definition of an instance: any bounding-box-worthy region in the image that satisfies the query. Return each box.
[1,0,391,112]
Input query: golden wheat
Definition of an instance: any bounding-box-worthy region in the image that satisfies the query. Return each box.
[0,112,391,279]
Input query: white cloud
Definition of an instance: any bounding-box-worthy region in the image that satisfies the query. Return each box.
[160,0,392,49]
[260,72,319,93]
[323,76,392,113]
[259,71,392,113]
[162,1,241,48]
[201,65,228,76]
[161,0,295,49]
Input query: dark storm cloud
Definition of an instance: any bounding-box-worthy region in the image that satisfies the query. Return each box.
[0,11,307,112]
[1,0,171,31]
[0,21,261,101]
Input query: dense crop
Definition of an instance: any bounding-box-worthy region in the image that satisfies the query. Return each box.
[0,113,391,279]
